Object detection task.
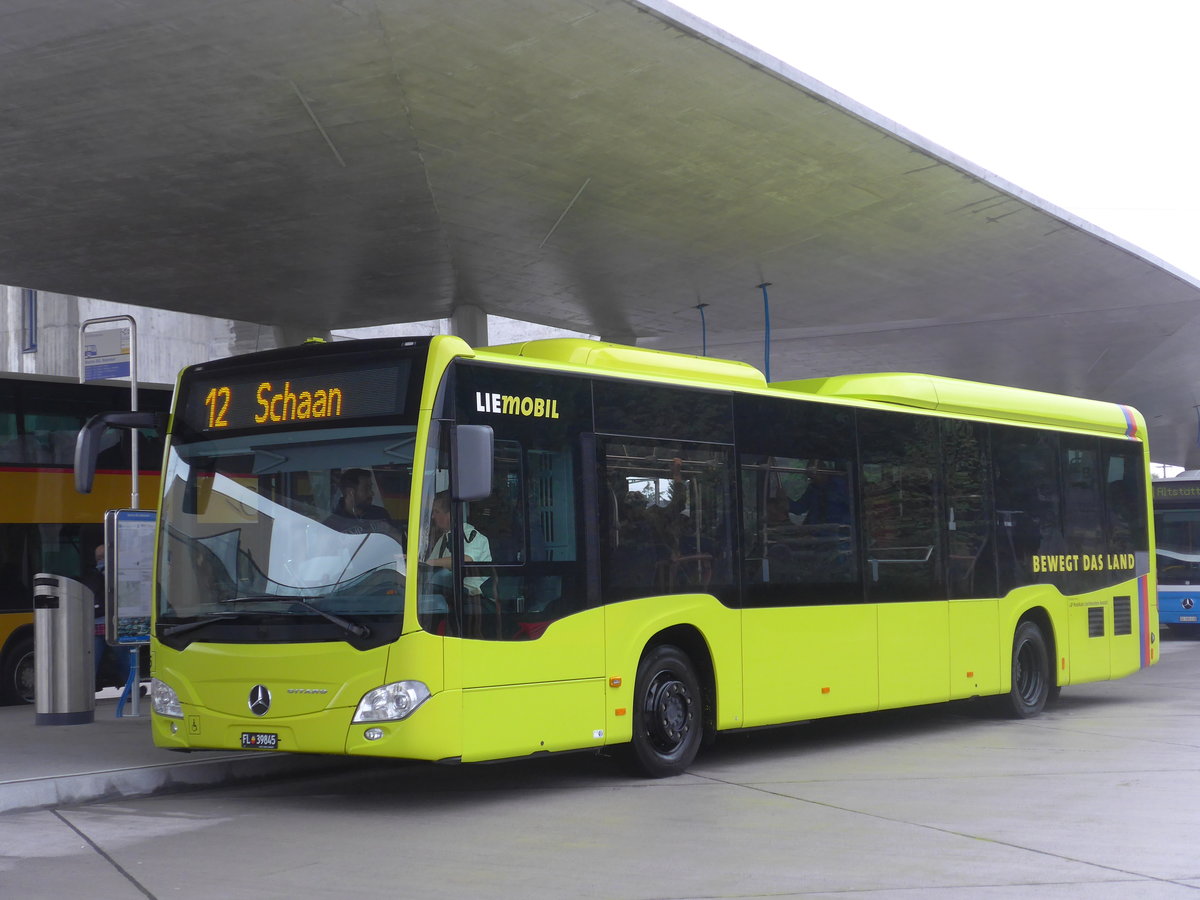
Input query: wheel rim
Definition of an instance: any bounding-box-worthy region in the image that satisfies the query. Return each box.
[1014,640,1043,706]
[14,649,35,704]
[643,669,694,753]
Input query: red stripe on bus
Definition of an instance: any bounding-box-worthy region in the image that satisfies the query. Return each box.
[1140,575,1152,668]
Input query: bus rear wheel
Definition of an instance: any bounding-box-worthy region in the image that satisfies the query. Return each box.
[1002,620,1050,718]
[1,634,35,705]
[628,644,703,778]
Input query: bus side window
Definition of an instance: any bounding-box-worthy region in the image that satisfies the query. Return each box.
[1104,444,1148,561]
[941,420,996,599]
[457,440,586,641]
[1062,437,1107,592]
[993,426,1063,593]
[859,411,943,602]
[468,440,525,565]
[601,443,682,598]
[599,440,734,602]
[735,393,859,607]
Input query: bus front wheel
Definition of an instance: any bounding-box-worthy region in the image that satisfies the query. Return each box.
[1002,621,1050,718]
[628,644,703,778]
[1,634,34,705]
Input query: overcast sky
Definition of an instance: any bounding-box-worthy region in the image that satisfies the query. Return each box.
[676,0,1200,280]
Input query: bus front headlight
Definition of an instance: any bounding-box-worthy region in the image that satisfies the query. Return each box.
[151,678,184,718]
[353,681,431,723]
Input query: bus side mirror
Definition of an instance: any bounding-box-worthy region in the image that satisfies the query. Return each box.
[451,424,494,502]
[75,411,166,494]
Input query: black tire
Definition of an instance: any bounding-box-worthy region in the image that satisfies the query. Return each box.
[628,644,703,778]
[0,633,35,706]
[1001,620,1050,718]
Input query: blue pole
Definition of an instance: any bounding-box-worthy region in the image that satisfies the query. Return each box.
[696,303,709,356]
[758,282,772,381]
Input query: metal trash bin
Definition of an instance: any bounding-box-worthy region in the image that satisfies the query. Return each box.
[33,573,95,726]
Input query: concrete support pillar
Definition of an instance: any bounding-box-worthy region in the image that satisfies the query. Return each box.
[449,304,489,348]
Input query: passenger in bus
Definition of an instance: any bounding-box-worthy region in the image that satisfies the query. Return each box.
[424,492,491,596]
[788,469,851,527]
[611,459,689,544]
[777,469,853,583]
[324,468,404,543]
[607,458,707,593]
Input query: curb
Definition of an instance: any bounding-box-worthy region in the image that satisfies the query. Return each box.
[0,752,356,815]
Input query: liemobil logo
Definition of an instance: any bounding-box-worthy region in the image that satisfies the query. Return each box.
[1184,598,1195,611]
[248,684,271,716]
[474,391,560,419]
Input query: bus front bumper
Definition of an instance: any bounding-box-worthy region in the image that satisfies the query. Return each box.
[151,688,462,762]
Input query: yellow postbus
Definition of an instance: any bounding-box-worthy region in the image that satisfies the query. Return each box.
[0,373,168,704]
[113,336,1154,775]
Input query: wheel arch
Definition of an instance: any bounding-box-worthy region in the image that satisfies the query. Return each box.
[1015,606,1059,689]
[0,622,35,705]
[642,623,716,738]
[1,622,34,667]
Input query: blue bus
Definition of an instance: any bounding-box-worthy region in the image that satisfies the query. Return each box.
[1153,472,1200,631]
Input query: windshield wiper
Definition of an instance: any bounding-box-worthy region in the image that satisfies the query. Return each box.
[220,595,371,639]
[160,613,240,638]
[159,607,301,638]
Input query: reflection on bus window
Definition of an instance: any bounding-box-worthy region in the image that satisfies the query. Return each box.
[417,430,585,641]
[157,426,414,645]
[942,419,995,599]
[600,441,734,602]
[741,455,857,605]
[859,411,942,602]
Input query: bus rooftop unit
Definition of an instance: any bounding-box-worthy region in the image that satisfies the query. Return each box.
[93,336,1156,776]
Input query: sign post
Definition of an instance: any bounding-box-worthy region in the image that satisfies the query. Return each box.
[79,316,140,508]
[104,508,155,717]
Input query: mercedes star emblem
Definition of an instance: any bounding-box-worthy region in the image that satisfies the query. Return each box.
[248,684,271,716]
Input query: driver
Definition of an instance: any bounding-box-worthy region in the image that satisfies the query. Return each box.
[324,468,404,542]
[424,492,491,596]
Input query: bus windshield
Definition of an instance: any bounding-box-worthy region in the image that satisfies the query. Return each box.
[1156,508,1200,584]
[156,424,415,647]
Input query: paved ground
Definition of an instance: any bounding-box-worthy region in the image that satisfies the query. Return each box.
[2,634,1199,899]
[0,693,352,815]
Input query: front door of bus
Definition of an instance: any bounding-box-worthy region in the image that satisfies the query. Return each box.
[450,434,605,762]
[457,600,606,762]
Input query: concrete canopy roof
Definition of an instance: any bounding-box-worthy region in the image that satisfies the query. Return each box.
[3,0,1200,464]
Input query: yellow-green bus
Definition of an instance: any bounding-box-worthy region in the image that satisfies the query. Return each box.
[108,336,1155,776]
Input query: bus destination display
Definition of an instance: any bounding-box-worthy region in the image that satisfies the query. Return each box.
[182,361,412,432]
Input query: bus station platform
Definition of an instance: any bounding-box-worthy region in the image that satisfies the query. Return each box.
[0,696,350,814]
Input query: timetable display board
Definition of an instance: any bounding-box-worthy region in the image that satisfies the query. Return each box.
[104,508,157,646]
